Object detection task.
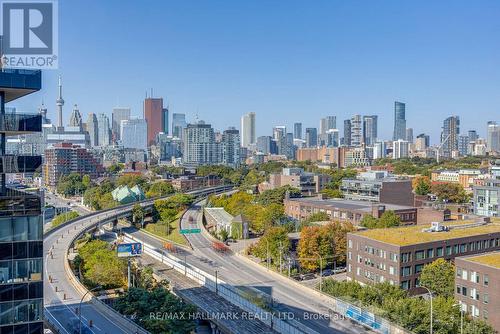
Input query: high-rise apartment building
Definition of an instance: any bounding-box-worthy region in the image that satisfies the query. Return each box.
[44,143,104,188]
[172,113,187,139]
[273,126,286,141]
[393,139,409,159]
[343,119,352,146]
[319,116,336,135]
[183,121,216,165]
[393,101,406,141]
[487,121,500,153]
[97,113,111,147]
[120,118,148,150]
[87,113,98,147]
[257,136,272,154]
[162,106,169,135]
[144,97,164,146]
[362,115,378,146]
[111,107,131,142]
[294,122,302,140]
[0,69,44,334]
[468,130,479,142]
[305,127,318,148]
[458,135,470,156]
[416,133,430,148]
[442,116,460,158]
[373,141,386,159]
[350,115,363,147]
[222,127,240,167]
[405,128,413,143]
[240,112,256,148]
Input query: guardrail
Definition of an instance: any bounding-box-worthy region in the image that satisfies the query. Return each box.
[124,233,316,334]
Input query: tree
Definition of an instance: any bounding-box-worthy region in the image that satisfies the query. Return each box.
[257,185,301,205]
[304,212,330,223]
[146,180,174,198]
[132,204,145,227]
[320,188,343,199]
[250,226,290,265]
[419,258,455,298]
[360,214,379,229]
[114,287,196,334]
[379,210,401,228]
[52,211,80,228]
[431,182,469,203]
[82,174,91,189]
[412,175,431,195]
[78,240,127,288]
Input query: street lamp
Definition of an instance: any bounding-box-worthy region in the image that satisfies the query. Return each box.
[420,285,433,334]
[79,285,101,334]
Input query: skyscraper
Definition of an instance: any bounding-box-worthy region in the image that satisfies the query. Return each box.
[405,128,414,144]
[487,121,500,153]
[393,101,406,141]
[326,129,339,147]
[172,113,187,139]
[350,114,363,147]
[97,113,111,147]
[343,119,352,146]
[240,112,256,148]
[294,122,302,139]
[257,136,272,154]
[144,97,164,146]
[121,118,148,150]
[458,135,470,156]
[183,121,216,165]
[56,75,64,129]
[0,69,44,333]
[69,104,83,129]
[305,127,318,147]
[362,115,378,146]
[162,106,169,135]
[222,127,241,167]
[112,107,131,142]
[441,116,460,158]
[416,133,430,150]
[273,126,286,141]
[86,113,99,147]
[468,130,479,142]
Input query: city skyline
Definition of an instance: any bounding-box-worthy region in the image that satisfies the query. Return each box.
[10,0,500,143]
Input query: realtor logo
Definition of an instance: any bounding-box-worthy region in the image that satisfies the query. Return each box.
[1,0,58,69]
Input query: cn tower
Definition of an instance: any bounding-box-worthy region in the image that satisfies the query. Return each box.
[56,75,64,128]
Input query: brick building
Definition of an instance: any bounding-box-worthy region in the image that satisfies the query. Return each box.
[284,196,417,226]
[455,252,500,332]
[346,220,500,291]
[43,143,104,188]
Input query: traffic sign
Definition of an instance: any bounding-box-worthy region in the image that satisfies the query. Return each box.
[180,228,201,234]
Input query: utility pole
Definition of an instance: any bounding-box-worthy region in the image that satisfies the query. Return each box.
[279,241,283,274]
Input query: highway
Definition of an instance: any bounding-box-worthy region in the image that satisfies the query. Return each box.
[124,199,371,334]
[43,186,231,334]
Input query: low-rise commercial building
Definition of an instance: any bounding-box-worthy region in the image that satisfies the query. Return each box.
[284,196,417,225]
[260,167,331,195]
[431,169,483,190]
[340,171,414,206]
[203,207,249,239]
[455,252,500,332]
[346,220,500,291]
[171,175,222,192]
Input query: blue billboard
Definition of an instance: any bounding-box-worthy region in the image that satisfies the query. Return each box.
[117,242,142,257]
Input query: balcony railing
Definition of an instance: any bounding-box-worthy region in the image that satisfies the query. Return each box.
[0,113,42,134]
[0,187,41,217]
[0,155,42,173]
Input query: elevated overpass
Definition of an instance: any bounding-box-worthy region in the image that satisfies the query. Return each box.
[43,185,232,334]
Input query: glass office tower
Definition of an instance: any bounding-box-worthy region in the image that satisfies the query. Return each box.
[0,69,43,334]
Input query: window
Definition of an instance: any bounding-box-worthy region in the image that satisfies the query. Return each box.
[484,293,489,304]
[462,270,468,281]
[402,266,411,277]
[401,281,409,290]
[426,249,434,258]
[415,250,425,260]
[446,246,452,255]
[436,247,443,256]
[484,310,488,320]
[348,240,353,249]
[462,286,467,296]
[484,274,489,286]
[415,264,424,274]
[460,244,467,253]
[454,245,459,254]
[457,268,462,278]
[456,285,461,294]
[401,252,411,263]
[389,266,395,275]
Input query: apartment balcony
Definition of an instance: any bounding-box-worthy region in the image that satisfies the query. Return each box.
[0,113,42,135]
[0,69,42,102]
[0,155,42,173]
[0,187,41,217]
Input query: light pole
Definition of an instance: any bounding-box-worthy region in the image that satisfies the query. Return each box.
[266,239,270,271]
[453,302,464,334]
[318,254,323,292]
[79,285,101,334]
[421,286,433,334]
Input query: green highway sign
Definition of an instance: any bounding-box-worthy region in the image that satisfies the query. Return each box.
[180,228,201,234]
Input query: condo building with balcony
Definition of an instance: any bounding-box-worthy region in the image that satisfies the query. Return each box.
[0,69,44,334]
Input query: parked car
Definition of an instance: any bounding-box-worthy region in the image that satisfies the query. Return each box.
[299,273,316,281]
[332,267,346,274]
[321,269,333,277]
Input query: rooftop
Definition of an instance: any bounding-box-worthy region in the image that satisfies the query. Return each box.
[286,197,414,212]
[204,207,234,225]
[462,252,500,269]
[354,221,500,246]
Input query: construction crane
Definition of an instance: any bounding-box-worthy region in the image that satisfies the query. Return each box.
[435,133,451,164]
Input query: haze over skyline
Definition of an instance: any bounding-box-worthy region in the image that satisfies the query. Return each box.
[12,0,500,143]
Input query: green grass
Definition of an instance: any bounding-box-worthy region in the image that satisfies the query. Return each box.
[144,212,188,246]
